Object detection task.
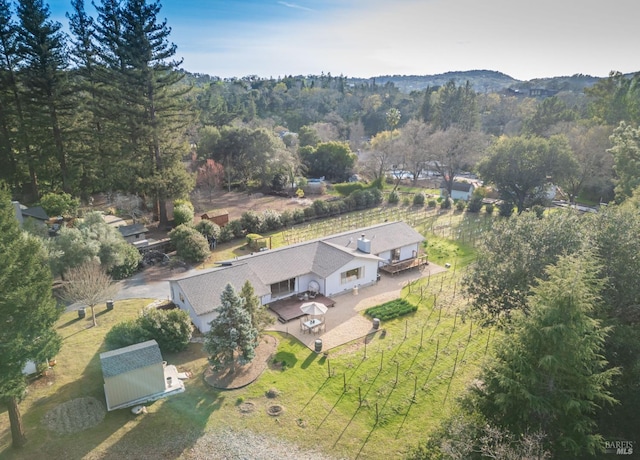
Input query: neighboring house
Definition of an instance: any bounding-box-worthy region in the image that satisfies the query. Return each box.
[170,221,425,332]
[12,201,49,226]
[118,223,148,243]
[200,209,229,227]
[440,180,477,201]
[100,340,184,411]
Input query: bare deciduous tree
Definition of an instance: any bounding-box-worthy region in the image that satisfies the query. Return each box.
[61,261,118,327]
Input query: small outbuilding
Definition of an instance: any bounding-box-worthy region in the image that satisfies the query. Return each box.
[440,180,477,201]
[200,209,229,227]
[99,340,184,411]
[117,223,148,243]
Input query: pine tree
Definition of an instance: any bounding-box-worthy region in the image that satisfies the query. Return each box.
[93,0,193,224]
[0,0,39,197]
[203,283,258,373]
[16,0,72,192]
[0,189,62,447]
[240,280,274,334]
[472,253,619,458]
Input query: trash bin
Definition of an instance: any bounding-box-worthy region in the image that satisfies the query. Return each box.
[78,307,86,319]
[314,339,323,353]
[106,300,114,311]
[353,285,359,296]
[373,318,380,330]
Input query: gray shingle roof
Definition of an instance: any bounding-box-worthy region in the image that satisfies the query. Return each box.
[22,206,49,221]
[118,223,148,238]
[100,340,162,378]
[171,221,423,316]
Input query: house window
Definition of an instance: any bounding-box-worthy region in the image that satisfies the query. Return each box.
[341,267,364,284]
[271,278,295,297]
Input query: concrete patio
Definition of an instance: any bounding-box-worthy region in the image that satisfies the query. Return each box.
[266,262,446,351]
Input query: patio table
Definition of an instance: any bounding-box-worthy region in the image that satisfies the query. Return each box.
[303,318,322,333]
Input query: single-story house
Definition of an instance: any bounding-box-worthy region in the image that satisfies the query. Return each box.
[100,340,184,411]
[118,223,148,243]
[170,221,425,332]
[200,209,229,227]
[440,180,477,201]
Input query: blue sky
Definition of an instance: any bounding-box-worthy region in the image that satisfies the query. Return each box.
[46,0,638,81]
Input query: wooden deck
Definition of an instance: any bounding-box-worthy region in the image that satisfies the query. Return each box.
[379,255,429,275]
[268,293,335,323]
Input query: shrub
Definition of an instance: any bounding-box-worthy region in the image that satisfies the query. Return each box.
[312,199,329,217]
[413,193,425,207]
[280,210,293,227]
[402,196,411,206]
[455,200,466,211]
[194,219,220,240]
[485,203,495,214]
[368,177,384,190]
[138,308,193,353]
[351,189,367,209]
[498,201,514,217]
[368,187,383,206]
[303,206,316,220]
[467,193,484,213]
[364,299,417,321]
[333,182,364,196]
[108,244,142,280]
[260,209,282,231]
[105,308,193,354]
[105,320,149,350]
[173,203,194,226]
[441,198,452,209]
[40,192,79,217]
[388,191,399,205]
[227,219,244,238]
[173,199,194,212]
[292,209,305,224]
[532,204,545,218]
[218,225,235,242]
[240,211,261,234]
[427,199,437,208]
[169,224,210,263]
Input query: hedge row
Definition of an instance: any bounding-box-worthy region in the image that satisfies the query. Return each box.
[364,298,418,321]
[217,188,383,243]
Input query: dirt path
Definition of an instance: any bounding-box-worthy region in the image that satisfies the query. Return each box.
[191,190,313,222]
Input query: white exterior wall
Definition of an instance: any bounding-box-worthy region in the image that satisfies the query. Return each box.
[399,243,419,261]
[324,258,378,297]
[450,189,471,201]
[378,244,419,265]
[171,282,217,333]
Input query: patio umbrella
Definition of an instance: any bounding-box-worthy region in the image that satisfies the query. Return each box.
[300,301,328,316]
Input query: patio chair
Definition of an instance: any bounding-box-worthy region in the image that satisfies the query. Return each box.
[308,291,317,299]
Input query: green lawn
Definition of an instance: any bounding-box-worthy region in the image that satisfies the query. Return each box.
[0,209,497,459]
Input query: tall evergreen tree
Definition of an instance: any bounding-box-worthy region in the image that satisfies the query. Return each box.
[471,254,618,458]
[203,283,258,373]
[93,0,193,224]
[0,189,62,447]
[16,0,72,192]
[0,0,38,197]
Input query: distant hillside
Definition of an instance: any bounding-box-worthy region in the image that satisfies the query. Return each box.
[182,69,638,94]
[349,70,519,93]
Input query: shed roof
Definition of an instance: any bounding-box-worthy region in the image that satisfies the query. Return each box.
[22,206,49,221]
[201,209,228,218]
[118,223,148,238]
[100,340,163,378]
